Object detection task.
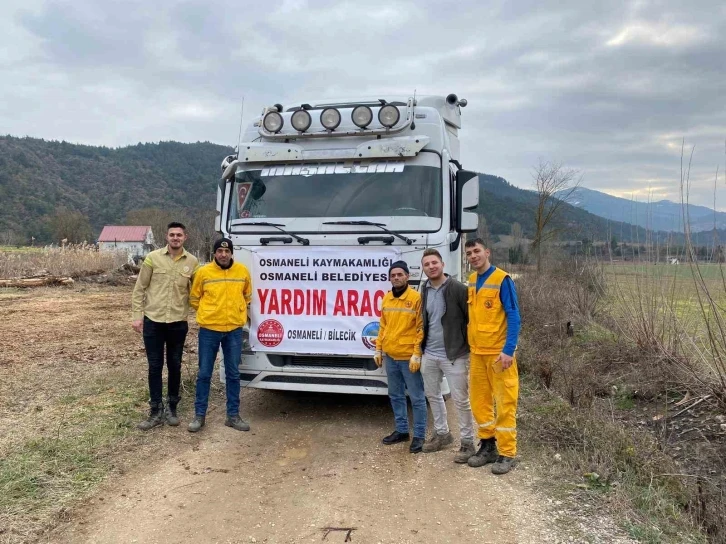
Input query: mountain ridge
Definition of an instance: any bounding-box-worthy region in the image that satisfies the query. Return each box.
[561,186,726,233]
[0,135,716,246]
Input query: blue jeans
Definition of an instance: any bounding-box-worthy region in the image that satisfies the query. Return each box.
[384,355,427,439]
[195,327,242,417]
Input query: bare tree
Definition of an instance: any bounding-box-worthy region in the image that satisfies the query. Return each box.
[1,229,19,247]
[532,160,582,273]
[125,208,175,249]
[125,207,217,261]
[50,208,93,244]
[476,214,490,247]
[184,208,218,262]
[510,221,523,242]
[508,222,528,265]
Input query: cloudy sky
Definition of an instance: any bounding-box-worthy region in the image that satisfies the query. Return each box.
[2,0,725,208]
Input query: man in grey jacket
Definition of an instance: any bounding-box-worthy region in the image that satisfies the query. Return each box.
[420,248,476,463]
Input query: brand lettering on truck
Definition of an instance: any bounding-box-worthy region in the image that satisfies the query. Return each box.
[261,161,405,177]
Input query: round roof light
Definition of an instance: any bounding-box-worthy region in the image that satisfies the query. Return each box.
[378,105,400,128]
[320,108,341,130]
[291,110,312,132]
[351,105,373,129]
[262,111,284,133]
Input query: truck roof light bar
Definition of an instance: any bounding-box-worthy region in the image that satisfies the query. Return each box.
[320,108,341,130]
[351,105,372,128]
[258,98,414,139]
[378,105,400,128]
[262,111,284,133]
[291,110,312,132]
[227,135,428,166]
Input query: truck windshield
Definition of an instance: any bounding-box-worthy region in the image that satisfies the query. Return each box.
[229,158,442,221]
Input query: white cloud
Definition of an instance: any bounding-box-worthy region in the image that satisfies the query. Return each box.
[2,0,726,208]
[606,22,704,47]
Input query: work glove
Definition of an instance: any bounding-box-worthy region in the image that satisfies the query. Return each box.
[409,355,421,373]
[374,351,383,368]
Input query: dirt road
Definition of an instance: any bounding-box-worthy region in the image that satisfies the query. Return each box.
[50,387,563,544]
[0,284,634,544]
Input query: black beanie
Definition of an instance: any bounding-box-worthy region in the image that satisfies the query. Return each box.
[389,260,409,275]
[213,238,233,253]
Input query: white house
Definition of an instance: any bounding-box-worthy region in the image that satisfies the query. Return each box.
[98,226,154,262]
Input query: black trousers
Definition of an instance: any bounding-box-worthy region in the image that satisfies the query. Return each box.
[142,317,189,407]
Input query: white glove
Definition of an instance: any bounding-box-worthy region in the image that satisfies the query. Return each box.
[409,355,421,373]
[374,351,383,368]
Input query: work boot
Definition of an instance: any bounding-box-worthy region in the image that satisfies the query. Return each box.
[454,440,476,464]
[137,403,164,431]
[165,396,180,426]
[382,430,410,445]
[491,455,517,475]
[422,432,454,453]
[409,437,425,453]
[467,438,498,467]
[164,404,179,426]
[187,415,205,433]
[225,415,250,432]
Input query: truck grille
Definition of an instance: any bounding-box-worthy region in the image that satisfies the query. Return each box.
[261,375,387,389]
[267,354,377,371]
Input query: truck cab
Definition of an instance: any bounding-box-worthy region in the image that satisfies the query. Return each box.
[216,94,479,394]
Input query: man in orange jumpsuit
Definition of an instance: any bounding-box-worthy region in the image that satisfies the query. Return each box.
[464,238,521,475]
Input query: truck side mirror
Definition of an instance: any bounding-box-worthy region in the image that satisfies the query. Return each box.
[215,181,224,233]
[455,170,479,233]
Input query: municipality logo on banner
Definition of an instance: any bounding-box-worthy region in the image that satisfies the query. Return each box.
[249,247,401,356]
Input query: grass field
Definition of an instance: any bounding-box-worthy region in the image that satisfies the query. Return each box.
[517,261,723,543]
[605,261,726,281]
[603,261,726,328]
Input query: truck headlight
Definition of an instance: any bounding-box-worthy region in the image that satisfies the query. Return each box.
[263,111,284,133]
[320,108,341,130]
[291,110,312,132]
[352,105,373,128]
[378,105,400,128]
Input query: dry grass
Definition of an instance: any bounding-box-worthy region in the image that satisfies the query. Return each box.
[516,263,720,543]
[517,154,726,542]
[0,245,127,278]
[0,285,200,544]
[603,260,726,409]
[519,387,706,544]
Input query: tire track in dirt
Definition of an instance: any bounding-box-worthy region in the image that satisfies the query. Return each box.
[48,388,602,544]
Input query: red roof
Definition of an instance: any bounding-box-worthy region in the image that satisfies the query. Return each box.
[98,226,152,242]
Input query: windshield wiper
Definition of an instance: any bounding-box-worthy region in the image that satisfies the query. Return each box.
[243,222,310,245]
[323,221,413,245]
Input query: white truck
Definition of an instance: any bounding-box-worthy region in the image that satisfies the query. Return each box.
[216,94,479,395]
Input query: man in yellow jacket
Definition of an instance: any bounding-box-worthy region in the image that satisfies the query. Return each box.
[375,261,427,453]
[464,238,521,475]
[188,238,252,433]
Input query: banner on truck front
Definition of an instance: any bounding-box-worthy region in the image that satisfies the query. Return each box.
[249,246,401,355]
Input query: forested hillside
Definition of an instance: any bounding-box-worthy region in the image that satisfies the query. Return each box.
[0,135,712,246]
[0,136,233,242]
[479,173,650,242]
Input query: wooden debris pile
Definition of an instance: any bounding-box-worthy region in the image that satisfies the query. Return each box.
[0,264,140,288]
